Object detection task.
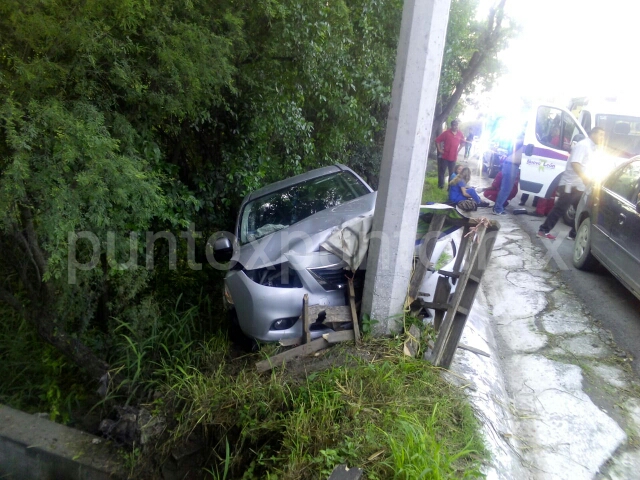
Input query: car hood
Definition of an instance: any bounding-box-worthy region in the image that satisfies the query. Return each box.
[236,192,377,270]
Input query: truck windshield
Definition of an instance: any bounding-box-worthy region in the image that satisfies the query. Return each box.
[596,114,640,158]
[239,172,370,244]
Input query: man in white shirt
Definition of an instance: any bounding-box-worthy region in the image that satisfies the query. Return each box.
[537,127,605,240]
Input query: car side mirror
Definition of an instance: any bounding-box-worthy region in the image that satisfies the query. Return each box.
[524,144,534,156]
[213,237,234,263]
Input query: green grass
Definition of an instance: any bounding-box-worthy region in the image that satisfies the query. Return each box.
[1,295,487,479]
[423,174,449,204]
[0,305,91,424]
[140,333,486,479]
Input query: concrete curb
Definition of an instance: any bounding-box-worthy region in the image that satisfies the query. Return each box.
[448,288,527,479]
[0,404,123,479]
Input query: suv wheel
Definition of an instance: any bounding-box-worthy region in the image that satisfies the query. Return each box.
[573,217,599,271]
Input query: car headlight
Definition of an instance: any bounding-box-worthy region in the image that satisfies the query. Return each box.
[244,263,303,288]
[307,265,348,291]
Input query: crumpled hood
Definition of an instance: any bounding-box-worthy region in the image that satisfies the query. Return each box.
[235,192,377,270]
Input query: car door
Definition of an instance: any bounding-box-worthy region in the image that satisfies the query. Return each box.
[597,160,640,296]
[520,105,587,198]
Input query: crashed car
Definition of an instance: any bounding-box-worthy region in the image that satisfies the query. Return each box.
[214,164,459,342]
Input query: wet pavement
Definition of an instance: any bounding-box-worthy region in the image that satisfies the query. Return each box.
[444,159,640,479]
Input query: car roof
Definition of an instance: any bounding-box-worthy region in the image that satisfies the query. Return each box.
[243,164,359,203]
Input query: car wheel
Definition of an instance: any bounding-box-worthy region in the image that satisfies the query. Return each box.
[563,204,576,226]
[572,217,599,271]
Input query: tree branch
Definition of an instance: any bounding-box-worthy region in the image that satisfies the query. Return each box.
[14,230,42,286]
[0,286,24,315]
[434,0,508,126]
[19,205,47,277]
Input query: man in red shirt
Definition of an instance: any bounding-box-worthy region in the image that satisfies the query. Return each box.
[435,120,465,188]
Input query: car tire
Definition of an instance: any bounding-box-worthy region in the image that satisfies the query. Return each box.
[573,217,599,271]
[563,204,576,226]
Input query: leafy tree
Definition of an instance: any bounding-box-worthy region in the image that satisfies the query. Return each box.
[0,0,404,385]
[0,0,243,380]
[432,0,517,138]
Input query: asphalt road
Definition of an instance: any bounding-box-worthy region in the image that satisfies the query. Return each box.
[509,200,640,375]
[456,156,640,375]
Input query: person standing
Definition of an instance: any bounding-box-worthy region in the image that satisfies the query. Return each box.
[464,130,474,159]
[492,134,524,215]
[435,120,465,189]
[537,127,605,239]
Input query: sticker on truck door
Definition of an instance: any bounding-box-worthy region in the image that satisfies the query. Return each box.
[520,105,587,198]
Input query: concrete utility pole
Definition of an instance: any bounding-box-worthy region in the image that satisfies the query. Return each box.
[362,0,451,335]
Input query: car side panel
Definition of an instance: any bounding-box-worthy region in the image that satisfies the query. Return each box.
[609,197,640,299]
[590,188,622,262]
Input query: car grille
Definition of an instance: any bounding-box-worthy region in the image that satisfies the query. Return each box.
[307,267,348,291]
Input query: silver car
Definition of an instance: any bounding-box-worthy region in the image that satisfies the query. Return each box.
[215,164,458,342]
[215,165,375,342]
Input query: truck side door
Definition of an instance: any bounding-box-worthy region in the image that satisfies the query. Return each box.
[520,105,587,198]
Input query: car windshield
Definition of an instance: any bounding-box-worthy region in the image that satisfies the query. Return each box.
[239,171,370,244]
[596,114,640,158]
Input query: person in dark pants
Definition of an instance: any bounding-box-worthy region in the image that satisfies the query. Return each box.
[538,127,605,240]
[435,120,465,188]
[492,134,524,215]
[464,130,474,159]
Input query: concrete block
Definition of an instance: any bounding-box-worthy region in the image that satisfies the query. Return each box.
[0,404,123,479]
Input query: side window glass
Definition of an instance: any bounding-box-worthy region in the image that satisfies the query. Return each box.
[562,113,580,152]
[581,110,592,132]
[536,107,563,150]
[605,160,640,203]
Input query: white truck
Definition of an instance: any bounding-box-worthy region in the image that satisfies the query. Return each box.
[519,98,640,200]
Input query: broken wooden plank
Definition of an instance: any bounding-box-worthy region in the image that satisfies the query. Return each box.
[407,213,447,305]
[328,464,363,480]
[458,343,490,358]
[403,324,421,357]
[430,224,487,367]
[418,301,451,312]
[302,294,311,345]
[430,221,500,369]
[256,338,329,373]
[304,305,352,324]
[348,278,361,346]
[432,276,451,332]
[451,225,472,280]
[322,329,355,344]
[279,337,301,347]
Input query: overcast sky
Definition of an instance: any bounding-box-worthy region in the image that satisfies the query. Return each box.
[469,0,639,117]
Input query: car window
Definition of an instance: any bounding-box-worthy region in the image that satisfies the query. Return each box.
[562,113,581,151]
[605,160,640,203]
[596,114,640,158]
[536,106,564,150]
[581,110,592,132]
[240,172,370,243]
